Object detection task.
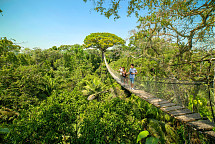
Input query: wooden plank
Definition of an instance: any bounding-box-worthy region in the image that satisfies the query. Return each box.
[169,109,193,116]
[139,95,154,100]
[133,90,147,96]
[175,113,202,122]
[153,101,171,107]
[161,106,184,112]
[148,98,164,103]
[204,131,215,139]
[188,120,215,131]
[133,90,145,93]
[145,97,158,101]
[160,103,177,108]
[153,100,170,105]
[142,95,154,99]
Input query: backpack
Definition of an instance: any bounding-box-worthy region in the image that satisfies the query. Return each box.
[122,71,127,77]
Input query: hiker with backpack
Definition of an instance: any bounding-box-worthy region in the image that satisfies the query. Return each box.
[122,67,128,85]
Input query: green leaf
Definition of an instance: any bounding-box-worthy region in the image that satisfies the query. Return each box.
[0,128,10,133]
[137,130,149,143]
[146,137,159,144]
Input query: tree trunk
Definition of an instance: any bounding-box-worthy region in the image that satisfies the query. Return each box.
[102,51,104,62]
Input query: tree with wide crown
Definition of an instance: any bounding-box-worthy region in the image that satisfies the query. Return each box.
[84,32,125,61]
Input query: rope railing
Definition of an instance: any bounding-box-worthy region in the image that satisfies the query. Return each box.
[104,56,215,122]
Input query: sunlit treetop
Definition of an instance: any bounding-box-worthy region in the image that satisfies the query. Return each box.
[84,32,125,52]
[84,32,125,61]
[0,37,21,55]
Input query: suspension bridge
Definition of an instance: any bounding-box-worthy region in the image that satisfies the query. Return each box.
[104,56,215,140]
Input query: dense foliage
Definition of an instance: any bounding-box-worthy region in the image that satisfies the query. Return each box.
[1,0,215,142]
[84,32,125,61]
[1,36,213,143]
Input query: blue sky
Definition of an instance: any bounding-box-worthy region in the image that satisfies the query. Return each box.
[0,0,138,49]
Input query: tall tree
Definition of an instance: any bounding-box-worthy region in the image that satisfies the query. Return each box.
[0,37,21,55]
[83,32,125,61]
[83,0,215,58]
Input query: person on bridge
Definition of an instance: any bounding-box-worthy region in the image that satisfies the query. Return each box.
[117,66,123,82]
[127,64,138,90]
[122,67,128,85]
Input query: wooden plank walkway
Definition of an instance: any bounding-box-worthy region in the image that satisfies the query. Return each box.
[104,57,215,140]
